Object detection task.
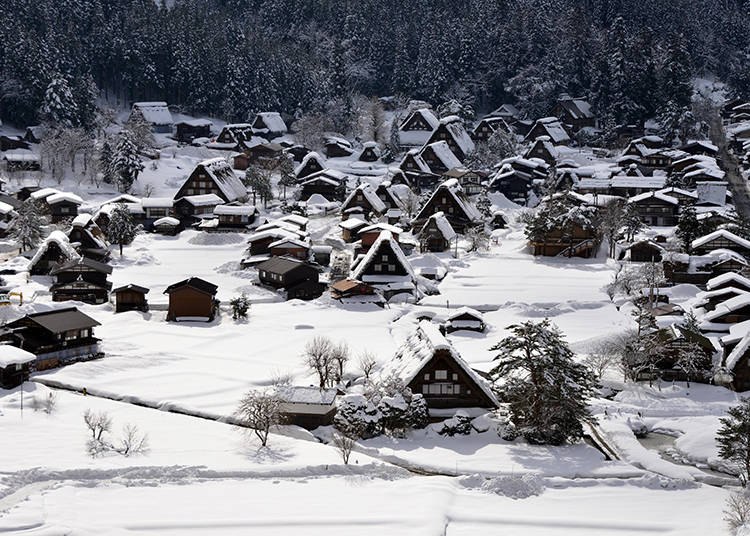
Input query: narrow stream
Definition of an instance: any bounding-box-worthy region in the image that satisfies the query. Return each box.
[637,432,736,484]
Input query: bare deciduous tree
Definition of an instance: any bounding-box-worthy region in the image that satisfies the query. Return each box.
[83,410,149,457]
[358,351,377,383]
[332,432,356,464]
[584,341,619,380]
[236,389,283,447]
[724,492,750,531]
[464,227,490,253]
[303,336,334,388]
[117,423,149,456]
[331,341,350,384]
[84,409,112,441]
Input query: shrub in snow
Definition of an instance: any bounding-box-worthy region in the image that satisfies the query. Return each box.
[407,394,429,429]
[438,410,473,436]
[626,416,649,438]
[724,492,750,532]
[334,394,381,439]
[498,422,519,441]
[83,409,149,457]
[230,293,250,320]
[378,393,409,437]
[31,392,57,415]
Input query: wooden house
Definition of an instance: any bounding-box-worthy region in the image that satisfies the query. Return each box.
[277,214,308,232]
[50,257,112,305]
[130,102,173,133]
[358,223,403,251]
[523,117,571,145]
[141,197,174,227]
[491,211,508,229]
[701,294,750,331]
[67,215,110,262]
[214,124,255,147]
[164,277,219,322]
[276,385,338,429]
[627,191,680,226]
[113,284,149,313]
[398,108,439,147]
[707,273,750,294]
[680,140,719,157]
[3,151,40,171]
[375,181,403,210]
[359,142,381,162]
[695,288,748,312]
[341,183,386,219]
[235,142,284,170]
[47,192,82,223]
[472,116,513,143]
[174,158,247,204]
[530,220,599,258]
[294,152,326,180]
[425,116,475,162]
[442,168,484,195]
[524,136,559,166]
[153,217,181,235]
[692,230,750,258]
[380,321,499,416]
[412,179,482,233]
[339,218,369,243]
[324,136,354,158]
[445,307,486,333]
[329,279,382,304]
[0,135,29,151]
[1,308,101,371]
[487,103,521,122]
[0,200,16,238]
[174,119,212,143]
[251,112,287,139]
[245,225,307,257]
[622,240,665,262]
[29,231,80,275]
[552,97,595,131]
[286,144,310,162]
[268,237,311,260]
[0,345,36,389]
[717,327,750,391]
[350,231,417,299]
[174,194,223,224]
[418,212,455,252]
[642,149,688,170]
[645,324,715,382]
[257,257,322,300]
[298,170,346,202]
[213,205,258,228]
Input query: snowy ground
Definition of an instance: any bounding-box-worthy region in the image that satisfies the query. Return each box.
[0,137,742,533]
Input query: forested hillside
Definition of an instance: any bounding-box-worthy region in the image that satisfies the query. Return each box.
[1,0,749,127]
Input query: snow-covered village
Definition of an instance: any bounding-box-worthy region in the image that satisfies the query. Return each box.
[7,1,750,534]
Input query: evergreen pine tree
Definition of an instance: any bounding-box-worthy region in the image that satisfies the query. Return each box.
[9,199,44,252]
[107,203,137,256]
[717,398,750,486]
[111,132,143,193]
[676,203,704,253]
[99,139,116,185]
[489,319,598,445]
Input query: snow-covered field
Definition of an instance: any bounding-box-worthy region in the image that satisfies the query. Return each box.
[0,138,743,534]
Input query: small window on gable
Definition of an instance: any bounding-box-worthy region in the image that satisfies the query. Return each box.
[381,255,388,262]
[424,373,430,380]
[435,370,447,380]
[452,373,458,381]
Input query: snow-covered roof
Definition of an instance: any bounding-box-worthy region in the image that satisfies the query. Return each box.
[213,205,257,216]
[269,237,310,249]
[339,217,368,231]
[276,385,337,405]
[179,194,223,207]
[196,157,247,202]
[380,321,499,407]
[707,272,750,291]
[141,197,174,208]
[342,184,387,214]
[253,112,287,134]
[627,191,679,205]
[294,152,326,176]
[446,306,484,322]
[531,118,570,144]
[153,216,180,226]
[359,223,403,235]
[726,330,750,372]
[30,187,60,200]
[247,228,302,243]
[0,201,15,215]
[421,211,456,241]
[416,179,482,223]
[400,108,440,131]
[439,117,475,155]
[132,102,173,126]
[692,230,750,251]
[421,141,463,171]
[29,230,80,268]
[684,167,725,180]
[350,230,415,282]
[703,293,750,323]
[0,344,35,367]
[47,192,83,206]
[278,214,308,227]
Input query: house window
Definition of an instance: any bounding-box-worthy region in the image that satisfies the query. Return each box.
[424,373,430,380]
[388,264,395,272]
[422,384,429,394]
[435,370,448,380]
[374,264,382,272]
[448,207,454,214]
[452,373,458,381]
[381,255,388,262]
[65,331,77,341]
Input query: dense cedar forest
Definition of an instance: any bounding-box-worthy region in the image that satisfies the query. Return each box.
[1,0,749,128]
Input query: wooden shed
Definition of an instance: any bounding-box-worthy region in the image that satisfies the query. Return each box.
[113,284,150,313]
[164,277,219,322]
